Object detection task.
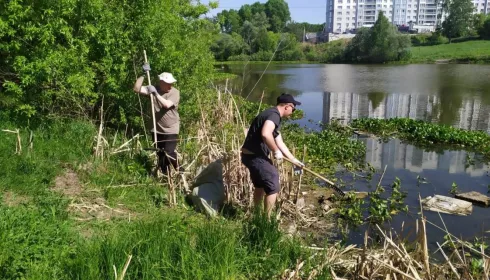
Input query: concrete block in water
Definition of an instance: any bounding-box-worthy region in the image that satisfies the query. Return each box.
[421,195,473,216]
[455,191,490,206]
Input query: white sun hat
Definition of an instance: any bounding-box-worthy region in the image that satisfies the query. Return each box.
[158,72,177,84]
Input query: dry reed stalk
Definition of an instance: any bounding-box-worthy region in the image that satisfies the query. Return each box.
[28,130,33,152]
[118,254,133,280]
[95,100,104,158]
[417,194,431,277]
[111,134,140,154]
[437,242,460,279]
[257,90,265,116]
[2,129,22,154]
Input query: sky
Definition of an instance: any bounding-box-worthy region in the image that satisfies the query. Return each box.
[206,0,327,24]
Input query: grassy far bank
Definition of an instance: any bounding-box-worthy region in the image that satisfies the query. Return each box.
[219,40,490,65]
[409,40,490,63]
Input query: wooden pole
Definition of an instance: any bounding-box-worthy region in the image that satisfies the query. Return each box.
[295,145,307,203]
[283,157,345,197]
[143,50,158,150]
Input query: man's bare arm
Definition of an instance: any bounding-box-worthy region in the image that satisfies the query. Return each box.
[133,76,149,96]
[261,120,280,152]
[274,134,295,160]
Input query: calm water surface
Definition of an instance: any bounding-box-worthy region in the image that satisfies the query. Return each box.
[219,63,490,249]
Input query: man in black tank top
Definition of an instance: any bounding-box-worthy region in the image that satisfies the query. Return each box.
[241,93,304,217]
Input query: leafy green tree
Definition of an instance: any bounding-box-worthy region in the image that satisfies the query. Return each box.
[265,0,291,33]
[254,30,279,53]
[471,13,487,36]
[251,2,266,15]
[238,4,253,23]
[240,21,259,53]
[344,28,371,61]
[0,0,217,125]
[478,15,490,39]
[211,33,247,60]
[344,12,411,63]
[251,12,270,30]
[217,9,241,33]
[442,0,475,41]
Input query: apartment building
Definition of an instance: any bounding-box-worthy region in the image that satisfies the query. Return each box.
[325,0,490,33]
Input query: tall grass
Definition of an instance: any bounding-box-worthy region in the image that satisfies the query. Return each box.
[62,210,311,280]
[0,105,328,279]
[0,120,94,194]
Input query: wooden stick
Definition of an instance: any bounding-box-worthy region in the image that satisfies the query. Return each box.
[143,50,158,151]
[295,145,307,204]
[283,157,345,197]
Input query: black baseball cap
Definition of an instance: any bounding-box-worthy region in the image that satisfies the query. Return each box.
[276,93,301,106]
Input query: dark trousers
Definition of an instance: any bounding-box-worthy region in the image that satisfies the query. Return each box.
[153,133,179,174]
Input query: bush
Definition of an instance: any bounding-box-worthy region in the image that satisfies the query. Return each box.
[0,0,216,127]
[411,33,448,46]
[344,13,412,63]
[227,54,251,61]
[450,35,480,43]
[479,16,490,39]
[276,48,304,61]
[411,34,431,46]
[320,40,349,63]
[428,32,449,45]
[305,51,318,61]
[250,50,275,61]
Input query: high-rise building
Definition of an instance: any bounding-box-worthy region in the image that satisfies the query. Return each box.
[325,0,490,33]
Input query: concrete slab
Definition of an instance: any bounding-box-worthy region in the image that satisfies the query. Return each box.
[421,195,473,216]
[455,191,490,207]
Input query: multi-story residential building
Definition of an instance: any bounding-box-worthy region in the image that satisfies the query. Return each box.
[325,0,490,33]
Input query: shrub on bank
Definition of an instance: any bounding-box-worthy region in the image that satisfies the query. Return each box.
[411,33,449,46]
[227,54,251,61]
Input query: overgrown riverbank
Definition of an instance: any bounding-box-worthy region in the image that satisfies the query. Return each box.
[0,104,333,279]
[3,88,490,279]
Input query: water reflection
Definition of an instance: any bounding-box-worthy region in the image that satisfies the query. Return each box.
[218,64,490,129]
[362,138,488,178]
[322,92,490,133]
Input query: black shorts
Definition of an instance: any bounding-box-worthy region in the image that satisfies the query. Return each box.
[241,154,280,195]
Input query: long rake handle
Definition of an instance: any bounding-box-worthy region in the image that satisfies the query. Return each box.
[143,50,158,150]
[283,157,345,197]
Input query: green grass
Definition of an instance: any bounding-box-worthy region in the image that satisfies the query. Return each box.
[0,120,95,194]
[0,118,331,279]
[410,40,490,63]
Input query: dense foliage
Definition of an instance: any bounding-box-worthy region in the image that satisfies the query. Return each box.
[214,8,412,64]
[0,0,217,127]
[442,0,477,41]
[343,12,411,63]
[213,0,305,61]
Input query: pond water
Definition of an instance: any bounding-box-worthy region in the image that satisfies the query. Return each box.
[219,63,490,249]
